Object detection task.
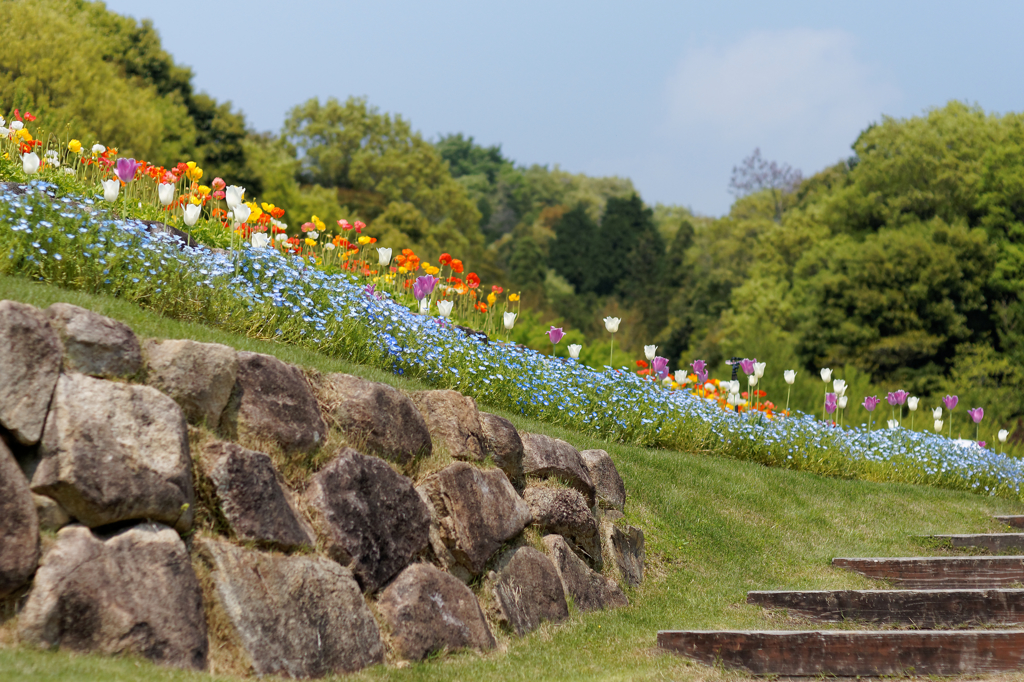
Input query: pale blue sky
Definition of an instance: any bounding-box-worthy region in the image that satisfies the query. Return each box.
[104,1,1024,216]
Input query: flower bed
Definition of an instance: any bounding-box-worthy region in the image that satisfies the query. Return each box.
[2,178,1023,501]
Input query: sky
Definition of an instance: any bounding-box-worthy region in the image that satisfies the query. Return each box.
[103,1,1024,216]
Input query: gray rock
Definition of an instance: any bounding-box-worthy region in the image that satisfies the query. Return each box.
[524,486,602,570]
[45,302,142,379]
[32,493,71,532]
[602,518,645,588]
[202,441,314,551]
[304,449,429,592]
[18,523,207,670]
[222,351,326,454]
[542,534,628,613]
[144,339,238,427]
[31,373,194,533]
[580,449,626,511]
[419,462,532,578]
[319,373,431,465]
[520,433,595,505]
[377,563,495,661]
[491,546,568,635]
[0,300,61,445]
[0,438,39,597]
[199,538,383,677]
[479,412,525,489]
[410,390,486,461]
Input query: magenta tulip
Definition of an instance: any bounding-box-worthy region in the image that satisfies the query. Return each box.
[894,390,909,405]
[115,157,137,184]
[413,275,438,301]
[739,358,755,375]
[548,326,565,345]
[691,359,708,384]
[943,395,959,411]
[652,356,669,379]
[968,407,984,424]
[863,396,881,411]
[825,393,838,414]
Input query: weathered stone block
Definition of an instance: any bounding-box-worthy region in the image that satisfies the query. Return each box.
[0,438,39,597]
[491,546,568,635]
[520,432,595,505]
[411,389,486,461]
[144,339,238,427]
[46,302,142,378]
[580,448,626,511]
[0,300,61,445]
[526,486,602,570]
[542,534,628,613]
[479,412,525,489]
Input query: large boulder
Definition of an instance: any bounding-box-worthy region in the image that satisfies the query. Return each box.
[221,351,326,454]
[542,534,628,613]
[410,390,486,461]
[377,563,495,661]
[418,462,532,579]
[45,302,142,379]
[490,546,568,635]
[580,449,626,511]
[0,300,61,445]
[31,373,194,533]
[32,493,71,532]
[202,441,314,551]
[18,523,207,670]
[144,339,238,427]
[199,539,383,677]
[0,438,39,597]
[318,373,431,465]
[602,515,645,588]
[520,433,595,505]
[525,486,602,570]
[304,449,430,592]
[479,412,525,489]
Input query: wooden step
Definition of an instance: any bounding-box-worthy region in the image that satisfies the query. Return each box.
[657,630,1024,676]
[928,533,1024,552]
[833,556,1024,588]
[748,589,1024,626]
[995,515,1024,528]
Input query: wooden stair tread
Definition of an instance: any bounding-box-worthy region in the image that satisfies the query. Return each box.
[927,533,1024,552]
[833,556,1024,588]
[748,588,1024,626]
[995,515,1024,528]
[657,629,1024,676]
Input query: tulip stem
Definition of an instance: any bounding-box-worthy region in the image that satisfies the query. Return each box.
[609,336,614,368]
[786,386,791,413]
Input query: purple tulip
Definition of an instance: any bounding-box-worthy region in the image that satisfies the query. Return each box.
[652,356,669,379]
[863,396,881,411]
[739,358,755,375]
[894,390,909,406]
[413,275,438,301]
[690,359,706,374]
[886,392,898,406]
[548,326,564,345]
[825,393,838,414]
[363,283,376,297]
[943,395,959,411]
[968,407,984,424]
[115,157,137,184]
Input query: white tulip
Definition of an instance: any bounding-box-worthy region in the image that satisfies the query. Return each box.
[727,392,742,406]
[784,370,796,385]
[754,362,766,378]
[999,429,1009,443]
[101,178,119,202]
[933,407,943,420]
[674,370,689,385]
[503,311,516,330]
[838,396,848,409]
[887,419,898,429]
[748,375,758,387]
[934,419,944,433]
[225,185,245,210]
[644,345,657,361]
[377,247,392,266]
[568,344,582,359]
[437,300,453,318]
[232,203,251,226]
[662,377,673,388]
[820,368,832,382]
[833,379,847,397]
[908,396,919,411]
[158,183,175,206]
[250,233,270,248]
[21,152,39,175]
[183,203,201,226]
[418,298,429,314]
[603,316,620,333]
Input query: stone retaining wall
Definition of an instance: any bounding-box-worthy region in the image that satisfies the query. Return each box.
[0,299,646,676]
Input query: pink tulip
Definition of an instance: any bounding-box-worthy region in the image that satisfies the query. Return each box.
[968,407,984,424]
[548,326,565,345]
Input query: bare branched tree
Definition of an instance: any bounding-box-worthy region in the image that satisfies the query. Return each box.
[729,148,803,222]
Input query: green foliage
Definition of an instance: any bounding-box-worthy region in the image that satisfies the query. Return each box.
[283,97,482,255]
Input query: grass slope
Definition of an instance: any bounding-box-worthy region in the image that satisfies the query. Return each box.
[1,277,1022,682]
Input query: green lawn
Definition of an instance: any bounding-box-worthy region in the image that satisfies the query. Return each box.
[2,277,1023,681]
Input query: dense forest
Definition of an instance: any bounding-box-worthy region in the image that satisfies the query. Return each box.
[3,0,1023,433]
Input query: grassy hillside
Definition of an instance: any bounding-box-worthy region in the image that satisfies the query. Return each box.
[1,276,1021,682]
